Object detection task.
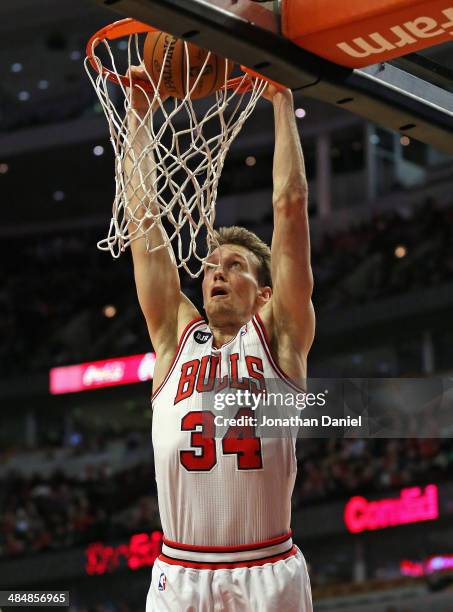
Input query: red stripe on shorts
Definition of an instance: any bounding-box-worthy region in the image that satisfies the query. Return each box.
[158,545,298,570]
[162,531,292,553]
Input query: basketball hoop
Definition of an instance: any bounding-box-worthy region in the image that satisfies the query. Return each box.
[85,18,279,277]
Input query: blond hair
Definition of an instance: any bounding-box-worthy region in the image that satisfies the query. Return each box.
[210,226,272,287]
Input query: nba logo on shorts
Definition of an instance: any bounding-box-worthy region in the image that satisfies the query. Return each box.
[158,572,167,591]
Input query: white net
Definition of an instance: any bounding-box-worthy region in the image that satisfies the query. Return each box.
[85,27,266,277]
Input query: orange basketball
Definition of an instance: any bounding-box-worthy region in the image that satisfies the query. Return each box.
[143,31,234,100]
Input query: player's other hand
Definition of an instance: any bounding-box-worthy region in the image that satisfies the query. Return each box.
[127,65,169,113]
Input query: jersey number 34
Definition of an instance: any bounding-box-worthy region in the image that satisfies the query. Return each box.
[180,409,263,471]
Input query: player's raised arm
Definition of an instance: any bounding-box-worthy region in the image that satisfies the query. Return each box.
[125,67,200,357]
[263,88,315,367]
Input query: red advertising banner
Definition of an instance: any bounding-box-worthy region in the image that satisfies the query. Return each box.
[401,554,453,576]
[86,531,163,575]
[49,352,156,395]
[344,484,439,533]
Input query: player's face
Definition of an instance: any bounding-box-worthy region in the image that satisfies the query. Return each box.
[202,245,267,322]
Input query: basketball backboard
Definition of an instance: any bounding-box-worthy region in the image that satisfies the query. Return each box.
[94,0,453,154]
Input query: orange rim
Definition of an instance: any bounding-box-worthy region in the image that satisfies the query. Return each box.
[86,18,285,94]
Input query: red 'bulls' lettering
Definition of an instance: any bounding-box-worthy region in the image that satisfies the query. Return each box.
[245,356,265,394]
[174,354,266,404]
[196,355,219,393]
[230,353,249,390]
[175,359,200,404]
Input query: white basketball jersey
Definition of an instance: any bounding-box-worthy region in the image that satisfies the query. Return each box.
[152,313,302,547]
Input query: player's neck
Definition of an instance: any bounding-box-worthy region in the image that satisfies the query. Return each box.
[209,318,247,349]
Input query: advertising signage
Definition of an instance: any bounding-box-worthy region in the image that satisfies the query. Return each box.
[344,485,439,533]
[50,352,156,394]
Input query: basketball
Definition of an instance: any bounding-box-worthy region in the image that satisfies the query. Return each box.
[143,31,234,100]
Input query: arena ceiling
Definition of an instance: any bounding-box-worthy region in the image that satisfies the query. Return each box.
[2,0,452,137]
[0,0,451,230]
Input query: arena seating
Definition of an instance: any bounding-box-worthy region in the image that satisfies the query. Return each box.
[1,199,452,376]
[1,434,451,559]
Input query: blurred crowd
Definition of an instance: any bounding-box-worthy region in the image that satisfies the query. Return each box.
[1,196,453,561]
[294,437,453,505]
[1,198,452,376]
[0,231,140,376]
[311,198,453,311]
[0,459,158,559]
[1,435,452,560]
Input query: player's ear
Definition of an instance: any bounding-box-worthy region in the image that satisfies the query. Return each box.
[257,286,272,305]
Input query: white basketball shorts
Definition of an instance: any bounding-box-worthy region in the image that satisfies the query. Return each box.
[146,532,313,612]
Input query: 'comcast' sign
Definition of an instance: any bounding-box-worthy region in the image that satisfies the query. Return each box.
[344,485,439,533]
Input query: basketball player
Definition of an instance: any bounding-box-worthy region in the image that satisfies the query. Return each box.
[127,66,315,611]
